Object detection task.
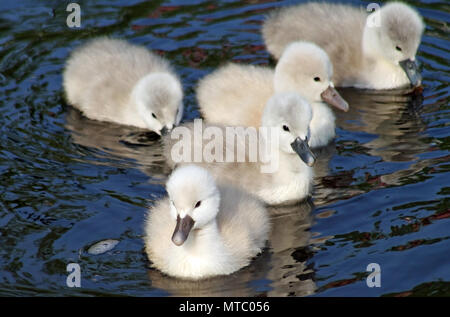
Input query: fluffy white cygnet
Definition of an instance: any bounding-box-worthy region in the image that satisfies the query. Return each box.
[164,92,316,205]
[262,2,424,89]
[63,37,184,135]
[144,165,270,280]
[197,41,348,148]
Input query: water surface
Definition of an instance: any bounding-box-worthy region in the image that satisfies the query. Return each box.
[0,0,449,296]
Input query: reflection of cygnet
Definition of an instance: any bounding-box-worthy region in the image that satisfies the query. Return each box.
[144,165,270,280]
[197,42,348,148]
[63,37,183,135]
[262,2,424,89]
[164,92,316,206]
[266,203,316,296]
[64,106,170,181]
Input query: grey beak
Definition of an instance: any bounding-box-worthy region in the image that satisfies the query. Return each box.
[171,215,195,246]
[399,59,422,87]
[320,86,349,112]
[291,137,316,166]
[160,126,171,136]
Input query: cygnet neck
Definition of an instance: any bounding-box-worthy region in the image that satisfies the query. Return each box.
[183,219,224,254]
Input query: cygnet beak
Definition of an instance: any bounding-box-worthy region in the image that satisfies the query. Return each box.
[320,85,349,112]
[160,126,171,136]
[399,59,422,87]
[291,137,316,166]
[171,214,195,246]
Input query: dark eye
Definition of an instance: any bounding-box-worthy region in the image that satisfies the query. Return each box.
[396,46,402,52]
[195,201,201,208]
[152,113,157,119]
[282,125,290,132]
[314,77,321,82]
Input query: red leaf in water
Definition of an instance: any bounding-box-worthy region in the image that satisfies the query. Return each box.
[148,11,161,18]
[149,5,180,18]
[243,0,275,4]
[431,210,450,220]
[393,291,413,297]
[421,217,432,226]
[322,277,359,290]
[244,44,265,53]
[131,25,146,31]
[159,6,179,13]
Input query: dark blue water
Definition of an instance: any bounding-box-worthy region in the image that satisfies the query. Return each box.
[0,0,448,296]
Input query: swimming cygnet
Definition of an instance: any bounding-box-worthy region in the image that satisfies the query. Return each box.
[197,41,348,148]
[63,37,183,135]
[164,92,316,205]
[262,2,424,89]
[144,165,270,280]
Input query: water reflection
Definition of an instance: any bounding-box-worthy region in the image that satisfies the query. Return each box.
[314,88,431,206]
[147,250,272,297]
[337,88,427,163]
[65,106,171,182]
[266,202,316,297]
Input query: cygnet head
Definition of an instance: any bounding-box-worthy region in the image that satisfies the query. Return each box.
[274,42,349,112]
[364,2,424,86]
[166,165,221,246]
[132,72,184,135]
[261,92,316,166]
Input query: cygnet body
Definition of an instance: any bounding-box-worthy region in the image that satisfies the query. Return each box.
[63,37,183,135]
[164,92,316,205]
[197,42,348,148]
[262,2,424,89]
[144,165,270,280]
